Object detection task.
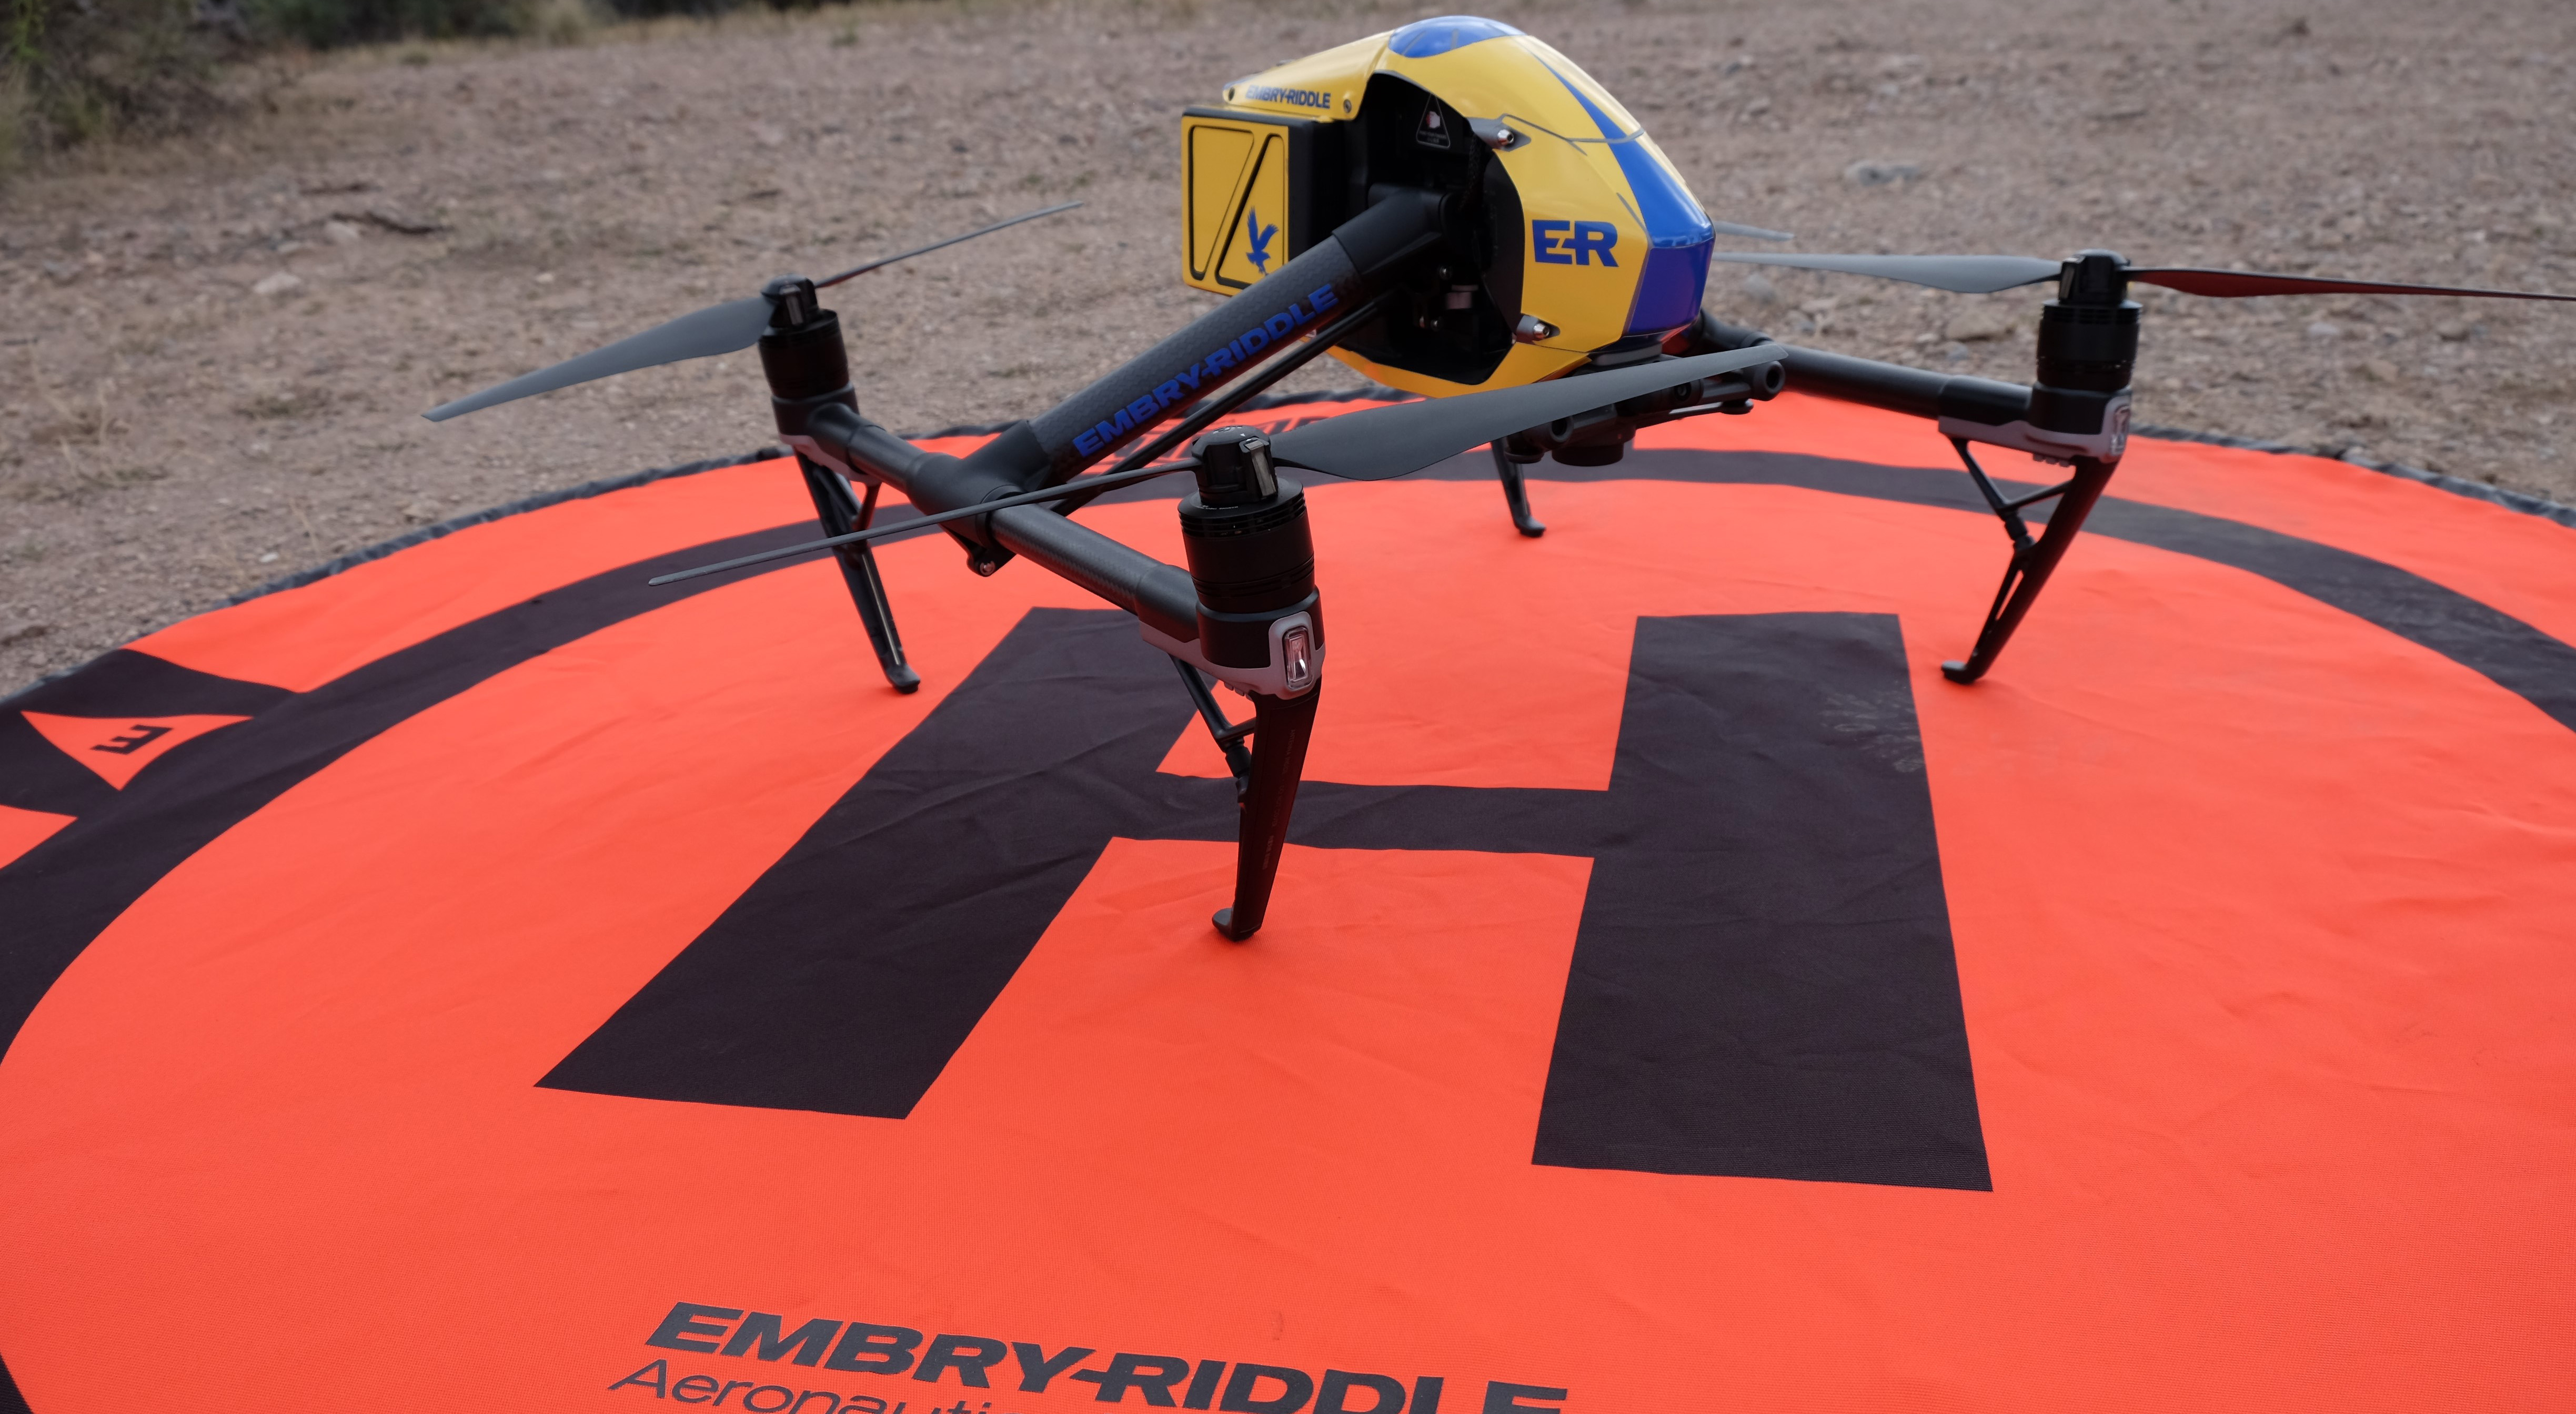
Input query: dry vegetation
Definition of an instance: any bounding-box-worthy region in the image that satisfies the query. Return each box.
[3,0,2573,694]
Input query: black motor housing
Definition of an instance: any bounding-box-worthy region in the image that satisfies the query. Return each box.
[1180,429,1322,674]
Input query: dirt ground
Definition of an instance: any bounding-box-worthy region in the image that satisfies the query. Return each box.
[3,0,2572,696]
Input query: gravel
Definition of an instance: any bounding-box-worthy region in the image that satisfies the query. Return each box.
[4,0,2572,695]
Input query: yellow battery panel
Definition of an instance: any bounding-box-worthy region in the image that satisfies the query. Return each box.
[1183,113,1295,294]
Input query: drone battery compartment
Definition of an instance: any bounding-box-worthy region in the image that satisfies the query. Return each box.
[1183,74,1521,392]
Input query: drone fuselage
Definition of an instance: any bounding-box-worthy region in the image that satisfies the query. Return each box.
[1181,16,1719,399]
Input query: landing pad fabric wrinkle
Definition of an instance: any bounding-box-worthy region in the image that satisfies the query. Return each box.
[1,396,2574,1414]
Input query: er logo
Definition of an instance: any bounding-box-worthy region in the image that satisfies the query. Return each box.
[545,608,1987,1191]
[1531,220,1620,268]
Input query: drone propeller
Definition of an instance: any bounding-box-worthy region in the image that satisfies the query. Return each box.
[422,201,1083,422]
[810,201,1082,289]
[1709,250,2576,303]
[647,459,1199,585]
[1262,342,1787,480]
[646,343,1788,584]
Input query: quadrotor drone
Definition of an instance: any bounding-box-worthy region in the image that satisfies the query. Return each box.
[429,15,2571,940]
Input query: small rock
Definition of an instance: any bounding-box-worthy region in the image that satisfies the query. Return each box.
[253,271,305,297]
[1844,160,1924,187]
[1796,296,1839,315]
[0,622,49,648]
[2339,446,2373,465]
[401,499,439,523]
[1740,271,1779,305]
[342,208,445,236]
[258,552,281,564]
[2305,320,2342,340]
[2436,320,2472,341]
[323,220,363,245]
[1944,341,1971,363]
[1945,307,2016,342]
[2361,358,2398,383]
[1740,97,1771,118]
[750,123,787,149]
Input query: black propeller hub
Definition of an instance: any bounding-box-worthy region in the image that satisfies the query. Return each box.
[2057,249,2132,305]
[756,282,856,447]
[763,274,823,330]
[2037,249,2141,395]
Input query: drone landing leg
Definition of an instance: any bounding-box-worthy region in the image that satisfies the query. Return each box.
[1489,439,1547,537]
[1214,686,1321,942]
[1939,441,2118,684]
[1170,656,1257,794]
[796,455,922,693]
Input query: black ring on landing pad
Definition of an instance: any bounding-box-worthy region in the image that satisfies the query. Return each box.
[3,447,2573,1411]
[5,446,2574,1068]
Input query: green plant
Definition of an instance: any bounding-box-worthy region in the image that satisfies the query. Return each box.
[250,0,528,48]
[0,65,29,178]
[2,0,231,156]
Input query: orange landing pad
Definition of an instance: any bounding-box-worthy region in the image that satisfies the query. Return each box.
[3,396,2573,1414]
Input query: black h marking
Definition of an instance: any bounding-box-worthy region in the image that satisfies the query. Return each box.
[1530,616,1987,1189]
[544,609,1987,1190]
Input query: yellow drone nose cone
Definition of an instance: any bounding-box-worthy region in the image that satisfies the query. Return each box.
[1182,15,1719,400]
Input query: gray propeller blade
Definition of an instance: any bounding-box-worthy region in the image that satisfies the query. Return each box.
[1712,250,2576,305]
[645,345,1789,584]
[1267,345,1787,482]
[424,295,776,422]
[816,201,1082,289]
[645,458,1194,585]
[2126,267,2576,302]
[1710,251,2065,294]
[424,201,1084,422]
[1708,220,1796,243]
